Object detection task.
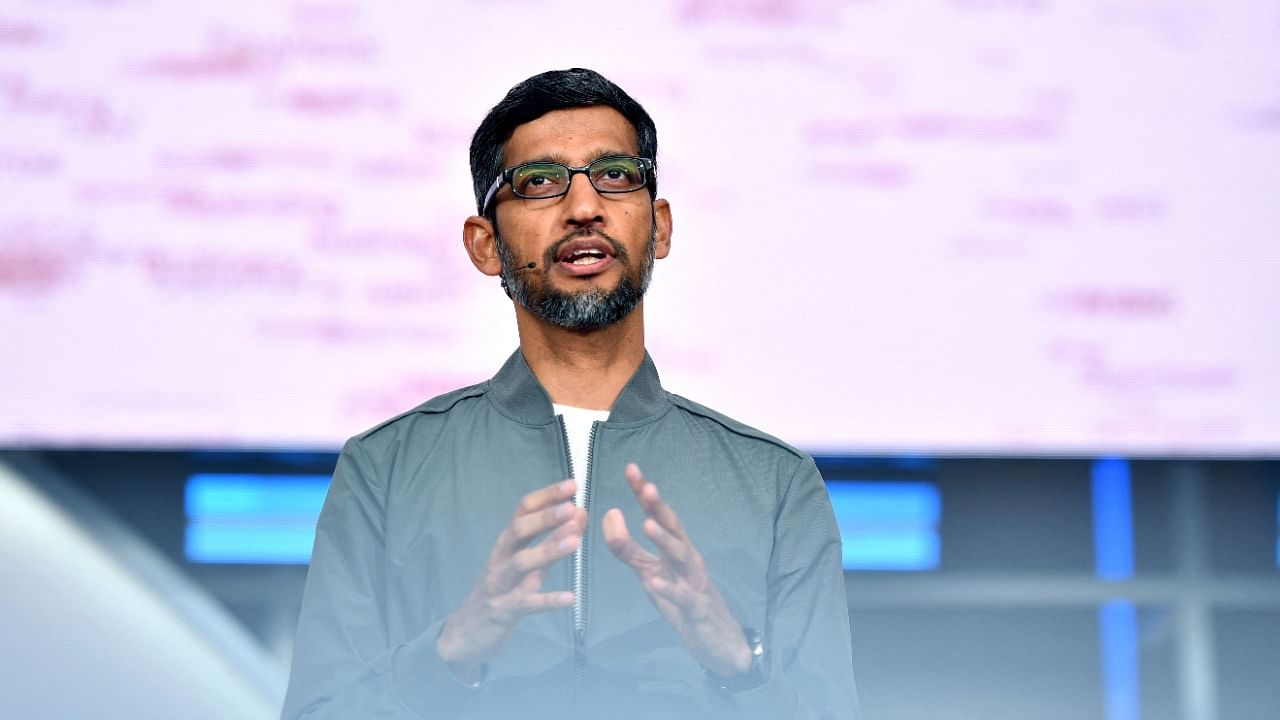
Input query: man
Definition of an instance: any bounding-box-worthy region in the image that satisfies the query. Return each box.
[281,68,860,719]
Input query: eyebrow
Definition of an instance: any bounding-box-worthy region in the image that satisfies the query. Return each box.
[513,148,637,167]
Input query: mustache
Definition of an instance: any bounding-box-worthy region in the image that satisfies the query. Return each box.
[542,228,629,267]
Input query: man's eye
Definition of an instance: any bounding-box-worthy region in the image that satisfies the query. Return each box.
[592,161,641,188]
[526,171,561,184]
[515,167,566,195]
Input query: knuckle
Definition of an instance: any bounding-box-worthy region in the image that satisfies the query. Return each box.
[509,517,531,541]
[514,547,547,574]
[485,568,511,594]
[484,595,514,622]
[510,552,530,574]
[539,507,559,527]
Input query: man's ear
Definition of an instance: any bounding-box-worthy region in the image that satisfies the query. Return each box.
[463,215,503,277]
[653,198,672,260]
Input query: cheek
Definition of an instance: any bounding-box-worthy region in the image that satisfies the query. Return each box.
[496,215,542,250]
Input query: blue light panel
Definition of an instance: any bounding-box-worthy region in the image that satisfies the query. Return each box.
[1092,457,1140,720]
[184,473,330,564]
[1099,599,1140,720]
[1092,457,1135,581]
[826,481,941,571]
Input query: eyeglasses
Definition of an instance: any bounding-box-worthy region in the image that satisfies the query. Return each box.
[481,155,654,213]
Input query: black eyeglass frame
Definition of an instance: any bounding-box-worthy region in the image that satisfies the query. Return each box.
[480,155,655,214]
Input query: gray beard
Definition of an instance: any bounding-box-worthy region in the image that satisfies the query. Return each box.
[497,228,656,332]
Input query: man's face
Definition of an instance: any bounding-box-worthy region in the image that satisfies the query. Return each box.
[489,106,670,331]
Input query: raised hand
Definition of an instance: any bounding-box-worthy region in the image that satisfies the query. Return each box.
[436,478,586,683]
[601,464,752,678]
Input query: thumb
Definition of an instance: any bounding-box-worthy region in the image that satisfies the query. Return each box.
[603,508,646,566]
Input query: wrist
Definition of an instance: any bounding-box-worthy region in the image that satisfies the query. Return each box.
[704,637,752,676]
[435,617,466,663]
[443,659,486,688]
[708,627,767,693]
[436,621,487,687]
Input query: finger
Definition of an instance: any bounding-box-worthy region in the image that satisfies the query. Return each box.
[638,482,688,541]
[626,464,687,538]
[493,518,583,588]
[488,586,575,622]
[517,567,546,594]
[643,574,698,610]
[624,463,648,498]
[643,516,693,568]
[514,568,573,612]
[602,508,657,568]
[507,501,580,546]
[493,480,576,556]
[510,569,573,617]
[514,479,576,519]
[507,527,580,578]
[514,590,576,614]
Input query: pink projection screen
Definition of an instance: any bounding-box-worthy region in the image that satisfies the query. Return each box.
[2,1,1278,455]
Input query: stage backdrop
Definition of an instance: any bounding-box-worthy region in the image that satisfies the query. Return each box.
[2,1,1277,454]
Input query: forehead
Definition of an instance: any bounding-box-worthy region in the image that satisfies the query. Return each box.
[503,105,639,166]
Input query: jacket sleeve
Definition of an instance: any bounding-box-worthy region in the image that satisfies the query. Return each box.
[719,456,862,720]
[279,438,478,720]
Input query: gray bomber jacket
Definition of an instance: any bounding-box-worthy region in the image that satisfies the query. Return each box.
[281,350,860,719]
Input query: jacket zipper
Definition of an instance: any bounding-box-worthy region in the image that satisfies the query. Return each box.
[555,416,580,631]
[561,419,599,713]
[573,421,598,642]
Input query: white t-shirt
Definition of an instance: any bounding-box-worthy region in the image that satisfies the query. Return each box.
[553,403,610,614]
[553,403,610,508]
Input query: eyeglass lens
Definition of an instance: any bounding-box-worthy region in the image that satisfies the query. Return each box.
[510,157,647,199]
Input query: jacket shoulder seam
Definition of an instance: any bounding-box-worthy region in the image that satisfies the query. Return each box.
[352,382,489,441]
[666,393,807,461]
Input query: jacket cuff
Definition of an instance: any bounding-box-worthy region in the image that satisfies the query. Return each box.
[389,616,484,717]
[710,672,799,720]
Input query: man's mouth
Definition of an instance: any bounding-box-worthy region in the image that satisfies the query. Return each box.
[565,249,608,265]
[553,237,617,275]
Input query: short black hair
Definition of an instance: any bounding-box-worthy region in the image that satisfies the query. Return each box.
[469,68,658,217]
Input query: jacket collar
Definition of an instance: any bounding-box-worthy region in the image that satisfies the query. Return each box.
[487,349,669,425]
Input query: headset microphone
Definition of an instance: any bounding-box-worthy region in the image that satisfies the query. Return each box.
[500,261,537,294]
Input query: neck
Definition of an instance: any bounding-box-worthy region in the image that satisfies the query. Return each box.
[515,304,646,411]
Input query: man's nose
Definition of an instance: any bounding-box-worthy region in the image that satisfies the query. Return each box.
[561,172,605,227]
